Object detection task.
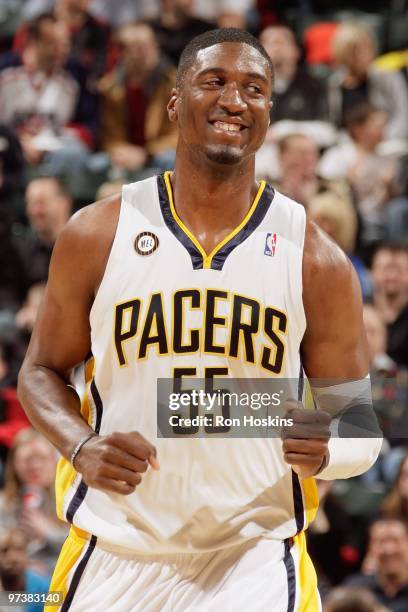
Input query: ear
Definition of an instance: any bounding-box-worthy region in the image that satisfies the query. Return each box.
[268,100,273,110]
[167,88,179,123]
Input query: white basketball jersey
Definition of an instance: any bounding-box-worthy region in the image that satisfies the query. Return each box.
[55,172,318,554]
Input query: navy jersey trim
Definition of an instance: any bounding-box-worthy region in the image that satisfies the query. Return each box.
[284,538,296,612]
[211,182,275,270]
[66,380,104,523]
[61,535,97,611]
[291,363,305,533]
[157,173,204,269]
[157,173,274,271]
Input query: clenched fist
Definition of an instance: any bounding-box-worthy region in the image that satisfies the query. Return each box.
[281,400,331,478]
[74,431,159,495]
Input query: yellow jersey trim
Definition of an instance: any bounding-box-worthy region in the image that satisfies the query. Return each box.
[163,171,266,269]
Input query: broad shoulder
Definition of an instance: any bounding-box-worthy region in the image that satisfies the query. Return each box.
[49,193,121,297]
[301,220,368,376]
[303,219,354,305]
[63,193,121,243]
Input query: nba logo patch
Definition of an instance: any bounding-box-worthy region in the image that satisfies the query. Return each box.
[264,233,277,257]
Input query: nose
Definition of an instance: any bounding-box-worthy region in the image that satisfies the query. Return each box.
[217,82,247,114]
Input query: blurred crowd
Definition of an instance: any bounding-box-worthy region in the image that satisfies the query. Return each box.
[0,1,407,610]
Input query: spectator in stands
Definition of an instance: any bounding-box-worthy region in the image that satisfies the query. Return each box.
[381,453,408,529]
[193,0,253,29]
[344,518,408,611]
[259,25,329,124]
[15,0,111,84]
[0,13,95,174]
[0,527,50,609]
[149,0,215,67]
[363,304,396,375]
[324,586,387,612]
[99,23,178,176]
[14,177,72,294]
[319,103,401,243]
[91,0,159,28]
[0,429,68,575]
[307,188,372,300]
[0,387,30,451]
[275,133,351,209]
[54,0,111,83]
[15,283,46,337]
[0,386,30,486]
[361,303,403,452]
[276,134,320,205]
[329,21,408,142]
[12,282,47,361]
[308,480,359,591]
[371,243,408,369]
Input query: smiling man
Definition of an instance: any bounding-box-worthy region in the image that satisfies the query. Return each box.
[18,29,381,611]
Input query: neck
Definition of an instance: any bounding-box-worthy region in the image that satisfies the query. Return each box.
[274,62,296,83]
[22,47,39,72]
[23,48,53,75]
[171,149,259,255]
[37,223,64,246]
[356,141,376,154]
[126,71,146,86]
[126,64,154,86]
[374,291,408,323]
[343,71,365,88]
[378,568,408,598]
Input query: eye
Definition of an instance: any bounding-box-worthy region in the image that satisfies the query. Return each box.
[247,83,262,94]
[202,78,223,88]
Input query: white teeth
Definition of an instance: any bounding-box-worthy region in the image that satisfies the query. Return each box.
[213,121,241,132]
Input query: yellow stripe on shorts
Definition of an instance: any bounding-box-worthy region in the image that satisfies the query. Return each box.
[294,531,320,612]
[46,527,91,610]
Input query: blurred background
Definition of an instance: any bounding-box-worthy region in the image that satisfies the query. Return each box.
[0,1,407,610]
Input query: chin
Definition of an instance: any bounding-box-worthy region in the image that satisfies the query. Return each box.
[204,145,243,165]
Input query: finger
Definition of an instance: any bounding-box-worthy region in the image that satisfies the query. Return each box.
[102,464,143,487]
[283,452,325,466]
[101,447,148,473]
[111,432,157,461]
[149,455,160,471]
[283,407,331,425]
[282,438,328,455]
[281,422,331,440]
[97,477,136,496]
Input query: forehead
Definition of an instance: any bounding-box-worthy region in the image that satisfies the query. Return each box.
[191,42,271,82]
[0,532,26,548]
[372,521,406,538]
[262,28,295,46]
[38,20,57,38]
[119,26,154,47]
[285,136,317,152]
[16,438,51,455]
[374,250,408,267]
[27,179,58,196]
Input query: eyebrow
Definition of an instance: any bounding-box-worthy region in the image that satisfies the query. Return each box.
[196,67,269,85]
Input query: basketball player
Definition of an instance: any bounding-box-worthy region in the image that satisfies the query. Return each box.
[18,29,382,611]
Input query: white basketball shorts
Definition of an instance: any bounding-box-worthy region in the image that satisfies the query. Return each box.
[48,527,321,611]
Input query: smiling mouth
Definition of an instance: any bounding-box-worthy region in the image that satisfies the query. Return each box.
[210,121,247,133]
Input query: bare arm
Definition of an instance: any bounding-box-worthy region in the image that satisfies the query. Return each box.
[282,221,381,479]
[301,220,369,379]
[18,195,157,494]
[18,200,110,453]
